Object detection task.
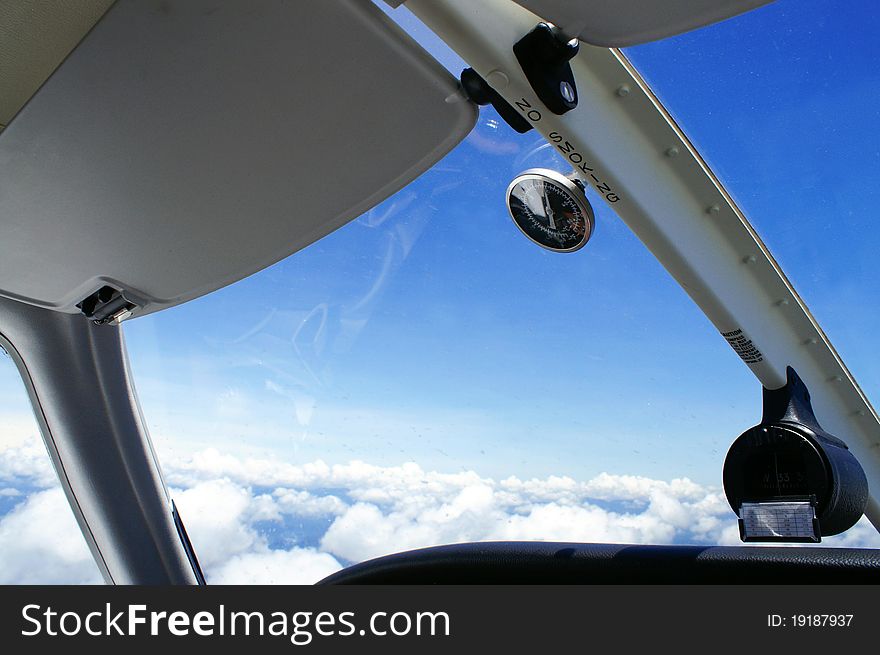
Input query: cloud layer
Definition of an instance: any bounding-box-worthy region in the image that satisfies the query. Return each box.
[1,444,878,584]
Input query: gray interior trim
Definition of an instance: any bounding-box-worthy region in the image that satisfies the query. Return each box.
[0,0,115,130]
[0,295,200,584]
[511,0,774,46]
[0,0,476,317]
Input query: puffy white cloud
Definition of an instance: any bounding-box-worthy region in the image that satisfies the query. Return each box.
[171,478,343,584]
[211,548,342,585]
[169,478,345,583]
[1,442,879,585]
[0,487,102,584]
[0,439,57,488]
[165,447,332,490]
[319,478,716,562]
[162,450,880,564]
[0,413,43,451]
[171,479,272,571]
[490,502,676,544]
[272,488,347,517]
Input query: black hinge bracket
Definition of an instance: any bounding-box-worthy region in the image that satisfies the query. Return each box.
[77,285,139,325]
[460,67,533,134]
[513,23,579,115]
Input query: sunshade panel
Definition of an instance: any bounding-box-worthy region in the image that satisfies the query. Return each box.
[0,0,476,317]
[512,0,774,46]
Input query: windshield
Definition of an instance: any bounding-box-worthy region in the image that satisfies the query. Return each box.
[1,0,878,584]
[623,0,880,405]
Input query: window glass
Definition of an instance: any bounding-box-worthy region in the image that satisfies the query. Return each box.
[5,2,873,585]
[128,4,880,583]
[123,1,880,580]
[0,348,102,584]
[623,0,880,403]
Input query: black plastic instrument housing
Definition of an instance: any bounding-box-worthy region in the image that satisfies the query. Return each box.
[723,367,868,537]
[513,23,579,115]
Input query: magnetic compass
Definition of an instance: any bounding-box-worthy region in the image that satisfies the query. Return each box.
[505,168,594,252]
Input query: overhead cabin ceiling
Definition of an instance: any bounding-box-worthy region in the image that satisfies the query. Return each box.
[0,0,115,131]
[511,0,774,46]
[0,0,476,317]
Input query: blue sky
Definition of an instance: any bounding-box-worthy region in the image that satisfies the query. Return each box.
[625,0,880,400]
[114,0,880,485]
[2,0,880,583]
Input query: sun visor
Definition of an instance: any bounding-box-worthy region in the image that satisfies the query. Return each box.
[512,0,773,46]
[0,0,476,318]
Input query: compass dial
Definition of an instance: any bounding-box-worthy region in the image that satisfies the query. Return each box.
[505,168,594,252]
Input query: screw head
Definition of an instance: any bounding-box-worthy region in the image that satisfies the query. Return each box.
[559,80,576,103]
[485,69,509,91]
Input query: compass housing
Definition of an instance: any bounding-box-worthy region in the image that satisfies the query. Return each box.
[505,168,595,252]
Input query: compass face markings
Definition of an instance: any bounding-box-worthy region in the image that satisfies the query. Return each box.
[505,169,594,252]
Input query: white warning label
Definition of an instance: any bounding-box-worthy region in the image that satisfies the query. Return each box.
[721,328,764,364]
